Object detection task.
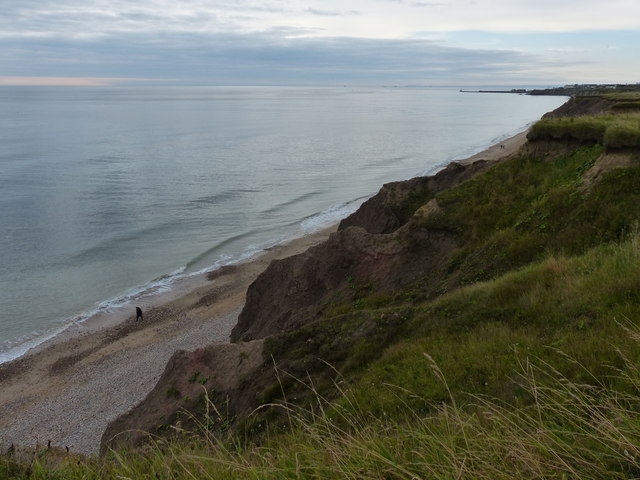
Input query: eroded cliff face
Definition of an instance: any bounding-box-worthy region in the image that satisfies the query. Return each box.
[231,227,402,342]
[231,160,493,343]
[337,160,494,235]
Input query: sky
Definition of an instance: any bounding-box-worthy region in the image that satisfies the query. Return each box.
[1,0,639,87]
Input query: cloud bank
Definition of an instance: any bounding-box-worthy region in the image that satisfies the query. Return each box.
[1,32,567,85]
[1,0,639,85]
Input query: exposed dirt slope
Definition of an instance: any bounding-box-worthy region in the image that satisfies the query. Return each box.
[231,160,492,342]
[101,340,263,452]
[338,160,494,235]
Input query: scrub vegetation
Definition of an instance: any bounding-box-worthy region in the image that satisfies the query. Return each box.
[528,113,640,148]
[528,92,640,149]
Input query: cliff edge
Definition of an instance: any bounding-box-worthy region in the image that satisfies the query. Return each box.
[102,93,640,452]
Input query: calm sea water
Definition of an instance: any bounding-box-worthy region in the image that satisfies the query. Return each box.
[0,86,566,362]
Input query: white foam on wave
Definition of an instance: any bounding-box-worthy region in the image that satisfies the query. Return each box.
[93,266,187,313]
[200,199,367,275]
[299,198,365,233]
[186,199,366,282]
[0,326,69,365]
[0,246,268,365]
[189,247,264,278]
[0,266,189,365]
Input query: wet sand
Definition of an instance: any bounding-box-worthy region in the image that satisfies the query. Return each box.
[0,131,527,456]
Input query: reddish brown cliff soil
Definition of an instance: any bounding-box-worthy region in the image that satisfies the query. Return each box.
[231,160,492,343]
[101,340,264,452]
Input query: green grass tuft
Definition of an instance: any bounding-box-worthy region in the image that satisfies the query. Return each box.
[528,113,640,149]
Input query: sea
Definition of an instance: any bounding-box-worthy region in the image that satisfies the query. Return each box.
[0,86,567,363]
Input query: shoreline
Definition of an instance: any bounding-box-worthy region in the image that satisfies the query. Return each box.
[457,129,528,166]
[0,214,358,366]
[0,129,529,455]
[0,225,337,455]
[0,126,530,366]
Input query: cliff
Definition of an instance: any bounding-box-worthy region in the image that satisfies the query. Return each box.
[231,159,492,343]
[101,93,640,454]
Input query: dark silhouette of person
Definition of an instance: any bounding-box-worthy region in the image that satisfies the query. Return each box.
[136,306,143,321]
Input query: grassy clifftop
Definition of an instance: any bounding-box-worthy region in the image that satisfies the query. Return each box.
[529,114,640,148]
[529,92,640,149]
[5,93,640,478]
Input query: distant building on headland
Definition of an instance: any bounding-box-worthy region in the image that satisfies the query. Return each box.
[530,83,640,96]
[564,84,618,90]
[462,83,640,97]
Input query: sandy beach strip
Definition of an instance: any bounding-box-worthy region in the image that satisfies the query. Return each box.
[0,130,528,456]
[0,226,336,455]
[457,129,528,165]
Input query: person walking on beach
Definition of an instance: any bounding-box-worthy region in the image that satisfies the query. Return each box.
[136,306,143,322]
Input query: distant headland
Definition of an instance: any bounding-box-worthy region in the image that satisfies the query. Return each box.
[461,83,640,96]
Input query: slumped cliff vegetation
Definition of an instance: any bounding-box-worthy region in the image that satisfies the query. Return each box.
[4,92,640,479]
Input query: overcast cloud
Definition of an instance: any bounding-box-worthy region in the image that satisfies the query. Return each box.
[1,0,639,85]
